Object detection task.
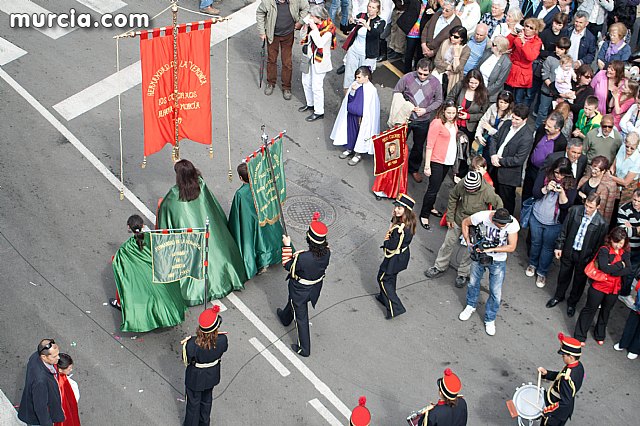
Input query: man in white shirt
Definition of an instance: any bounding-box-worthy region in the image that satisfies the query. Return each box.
[459,208,520,336]
[567,11,597,69]
[576,0,614,38]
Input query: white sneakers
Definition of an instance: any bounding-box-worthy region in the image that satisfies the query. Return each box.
[536,275,546,288]
[613,342,638,359]
[458,305,476,321]
[525,265,536,277]
[485,321,496,336]
[618,294,636,309]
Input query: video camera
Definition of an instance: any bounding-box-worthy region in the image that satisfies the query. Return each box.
[468,224,500,266]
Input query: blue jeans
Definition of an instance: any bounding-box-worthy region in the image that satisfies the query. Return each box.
[535,93,554,129]
[199,0,213,8]
[528,214,562,277]
[329,0,350,26]
[466,260,506,322]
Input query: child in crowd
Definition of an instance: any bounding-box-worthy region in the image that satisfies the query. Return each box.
[55,353,80,426]
[572,96,603,140]
[554,55,577,101]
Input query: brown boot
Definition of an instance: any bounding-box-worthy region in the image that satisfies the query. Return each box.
[200,6,220,15]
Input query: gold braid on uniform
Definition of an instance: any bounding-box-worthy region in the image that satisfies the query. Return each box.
[384,223,405,258]
[282,246,293,265]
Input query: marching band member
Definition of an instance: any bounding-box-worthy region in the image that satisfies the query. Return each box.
[182,306,228,426]
[376,193,416,319]
[537,333,585,426]
[417,368,468,425]
[277,213,331,357]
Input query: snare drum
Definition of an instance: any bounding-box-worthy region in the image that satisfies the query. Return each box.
[512,383,545,426]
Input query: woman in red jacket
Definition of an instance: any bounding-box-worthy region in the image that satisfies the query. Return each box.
[574,227,633,345]
[505,18,544,106]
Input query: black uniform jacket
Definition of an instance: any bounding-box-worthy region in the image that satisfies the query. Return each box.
[285,250,331,308]
[18,352,65,426]
[543,361,584,423]
[380,223,413,274]
[554,205,608,262]
[418,398,468,426]
[183,334,228,391]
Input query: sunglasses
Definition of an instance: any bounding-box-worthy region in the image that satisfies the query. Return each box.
[39,339,56,354]
[601,125,614,129]
[525,24,535,30]
[417,71,429,76]
[451,34,461,39]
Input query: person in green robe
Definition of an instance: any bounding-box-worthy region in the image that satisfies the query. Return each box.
[228,162,284,279]
[111,215,187,332]
[157,159,247,305]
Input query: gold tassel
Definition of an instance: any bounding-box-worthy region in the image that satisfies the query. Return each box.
[119,188,124,200]
[209,144,213,159]
[227,169,232,182]
[141,156,147,169]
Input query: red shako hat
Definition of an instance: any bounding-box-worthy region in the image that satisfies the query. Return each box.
[198,305,222,333]
[307,212,328,244]
[557,332,582,357]
[438,368,462,400]
[349,396,370,426]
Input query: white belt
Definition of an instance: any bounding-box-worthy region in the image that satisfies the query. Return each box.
[194,359,220,368]
[297,275,325,285]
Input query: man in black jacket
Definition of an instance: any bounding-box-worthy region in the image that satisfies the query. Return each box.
[546,193,608,316]
[18,339,65,426]
[489,104,534,215]
[542,138,588,184]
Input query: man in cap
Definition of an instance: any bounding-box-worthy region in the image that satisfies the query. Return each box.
[376,193,416,319]
[459,208,520,336]
[277,212,331,357]
[182,305,228,426]
[537,333,585,426]
[18,339,65,426]
[424,171,503,288]
[415,368,467,425]
[349,396,371,426]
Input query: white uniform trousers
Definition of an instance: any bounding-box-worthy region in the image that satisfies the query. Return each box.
[302,65,327,115]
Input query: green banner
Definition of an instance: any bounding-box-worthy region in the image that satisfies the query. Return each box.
[150,232,205,283]
[247,137,286,226]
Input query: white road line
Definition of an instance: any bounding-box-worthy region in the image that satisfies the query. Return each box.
[226,293,351,420]
[0,37,27,66]
[249,337,291,377]
[309,398,345,426]
[76,0,127,14]
[1,64,351,422]
[0,0,77,40]
[52,1,260,121]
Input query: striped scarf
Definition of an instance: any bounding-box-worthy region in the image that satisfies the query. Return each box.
[301,19,337,63]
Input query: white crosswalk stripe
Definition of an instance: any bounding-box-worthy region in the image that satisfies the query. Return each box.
[0,0,77,40]
[0,37,27,65]
[75,0,127,14]
[52,1,260,121]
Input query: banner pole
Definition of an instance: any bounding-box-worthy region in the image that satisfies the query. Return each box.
[260,125,288,235]
[203,217,210,311]
[171,0,180,162]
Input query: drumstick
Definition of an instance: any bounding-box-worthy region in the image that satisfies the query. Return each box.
[522,396,543,411]
[536,370,542,404]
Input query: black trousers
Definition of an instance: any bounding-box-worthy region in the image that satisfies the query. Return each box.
[554,249,589,307]
[574,286,618,342]
[407,120,430,174]
[278,297,311,356]
[403,36,424,73]
[495,181,517,215]
[184,386,213,426]
[420,162,450,219]
[377,268,406,318]
[619,310,640,354]
[521,164,539,204]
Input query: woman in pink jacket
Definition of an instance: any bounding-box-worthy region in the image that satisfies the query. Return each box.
[591,60,627,116]
[505,18,544,106]
[418,99,458,229]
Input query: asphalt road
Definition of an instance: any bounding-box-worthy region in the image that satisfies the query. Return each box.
[0,1,638,425]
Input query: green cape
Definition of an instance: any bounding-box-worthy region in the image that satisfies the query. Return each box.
[157,179,247,305]
[228,183,284,279]
[112,233,187,332]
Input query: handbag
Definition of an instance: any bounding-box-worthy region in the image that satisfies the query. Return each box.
[584,256,609,282]
[532,58,544,79]
[519,197,535,229]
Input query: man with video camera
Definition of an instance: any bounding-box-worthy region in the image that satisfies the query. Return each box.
[458,208,519,336]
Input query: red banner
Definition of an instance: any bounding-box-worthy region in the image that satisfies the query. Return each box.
[372,124,407,176]
[140,23,212,156]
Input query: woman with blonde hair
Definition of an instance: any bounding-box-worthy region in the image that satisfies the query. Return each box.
[476,35,512,102]
[505,17,544,105]
[610,79,639,130]
[491,7,523,40]
[597,22,632,71]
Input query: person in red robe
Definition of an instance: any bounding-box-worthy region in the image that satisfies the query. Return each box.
[54,353,80,426]
[372,142,409,200]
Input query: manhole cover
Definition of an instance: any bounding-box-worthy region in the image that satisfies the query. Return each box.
[284,195,337,230]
